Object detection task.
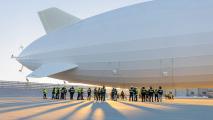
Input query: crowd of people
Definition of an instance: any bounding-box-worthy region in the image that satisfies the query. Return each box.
[93,86,106,101]
[111,88,118,101]
[109,86,164,102]
[49,86,67,100]
[43,86,106,101]
[42,86,165,102]
[130,86,164,102]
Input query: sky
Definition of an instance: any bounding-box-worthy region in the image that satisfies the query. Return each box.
[0,0,149,84]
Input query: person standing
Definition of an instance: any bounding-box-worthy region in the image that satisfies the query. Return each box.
[64,87,67,100]
[61,87,64,99]
[158,86,163,102]
[154,89,159,102]
[129,87,134,101]
[97,88,101,101]
[111,88,115,100]
[101,86,106,101]
[145,89,149,102]
[52,87,56,100]
[80,88,84,100]
[141,87,146,102]
[69,86,75,100]
[148,87,154,102]
[134,87,138,102]
[94,88,97,101]
[114,88,118,101]
[81,88,84,100]
[121,90,125,100]
[54,87,57,99]
[77,88,81,100]
[87,88,91,100]
[42,88,48,99]
[56,87,60,99]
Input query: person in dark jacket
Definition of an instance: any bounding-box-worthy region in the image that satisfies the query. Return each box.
[97,88,101,101]
[69,86,75,100]
[56,87,60,99]
[87,88,92,100]
[63,87,67,100]
[114,88,118,101]
[158,86,163,102]
[129,87,134,101]
[111,88,115,100]
[52,87,56,100]
[101,86,106,101]
[145,89,149,102]
[141,87,146,102]
[94,88,98,101]
[121,90,125,100]
[133,87,138,102]
[148,87,154,102]
[80,88,84,100]
[60,87,65,99]
[154,89,159,102]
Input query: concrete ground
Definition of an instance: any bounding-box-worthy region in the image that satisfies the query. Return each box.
[0,97,213,120]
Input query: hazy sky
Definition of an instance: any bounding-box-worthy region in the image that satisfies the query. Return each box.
[0,0,149,84]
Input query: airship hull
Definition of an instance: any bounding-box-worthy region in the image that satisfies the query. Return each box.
[18,0,213,88]
[48,32,213,88]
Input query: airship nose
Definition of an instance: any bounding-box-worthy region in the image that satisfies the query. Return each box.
[16,48,39,71]
[16,51,28,68]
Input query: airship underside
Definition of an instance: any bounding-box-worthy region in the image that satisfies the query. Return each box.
[17,0,213,88]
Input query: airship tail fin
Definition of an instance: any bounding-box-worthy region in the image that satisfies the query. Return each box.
[38,7,81,33]
[27,63,78,78]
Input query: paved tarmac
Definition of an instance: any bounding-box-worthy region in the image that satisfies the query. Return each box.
[0,97,213,120]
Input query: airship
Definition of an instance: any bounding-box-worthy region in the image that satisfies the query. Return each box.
[16,0,213,88]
